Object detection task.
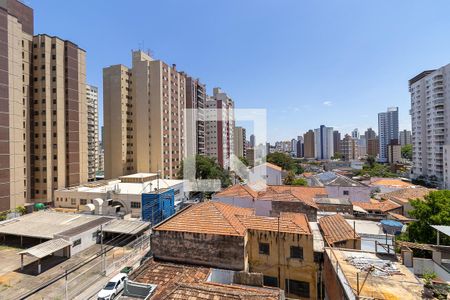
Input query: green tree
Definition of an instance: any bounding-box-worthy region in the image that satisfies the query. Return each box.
[178,155,232,188]
[291,178,308,186]
[366,155,376,168]
[283,171,295,185]
[331,152,344,160]
[401,144,412,160]
[267,152,296,171]
[406,190,450,245]
[359,162,397,178]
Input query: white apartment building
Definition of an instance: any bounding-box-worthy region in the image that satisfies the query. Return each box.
[314,125,334,160]
[86,84,99,181]
[378,107,399,162]
[410,65,450,187]
[205,88,235,169]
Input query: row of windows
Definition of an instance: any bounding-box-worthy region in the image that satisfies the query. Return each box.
[258,243,304,260]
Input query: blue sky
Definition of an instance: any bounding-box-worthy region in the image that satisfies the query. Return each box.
[29,0,450,142]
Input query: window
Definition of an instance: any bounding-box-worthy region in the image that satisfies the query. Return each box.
[343,190,349,196]
[263,276,278,287]
[80,199,87,205]
[71,198,76,205]
[130,201,141,209]
[73,239,81,247]
[290,246,303,259]
[285,279,310,298]
[259,242,270,255]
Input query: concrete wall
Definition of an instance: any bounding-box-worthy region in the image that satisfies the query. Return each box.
[413,257,450,282]
[55,223,104,256]
[271,201,317,222]
[323,252,347,300]
[151,230,247,271]
[249,165,282,185]
[247,229,317,299]
[325,186,371,202]
[213,196,272,216]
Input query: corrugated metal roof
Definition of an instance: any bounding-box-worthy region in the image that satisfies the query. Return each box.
[18,238,71,259]
[102,219,150,235]
[431,225,450,237]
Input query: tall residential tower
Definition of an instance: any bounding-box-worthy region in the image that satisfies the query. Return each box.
[378,107,399,162]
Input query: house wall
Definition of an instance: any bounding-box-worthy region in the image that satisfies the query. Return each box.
[246,230,317,300]
[212,196,272,216]
[316,203,353,214]
[151,230,247,271]
[331,239,361,250]
[325,186,372,202]
[249,165,282,185]
[55,223,104,256]
[271,201,317,222]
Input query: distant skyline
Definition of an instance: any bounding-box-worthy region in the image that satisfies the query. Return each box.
[29,0,450,142]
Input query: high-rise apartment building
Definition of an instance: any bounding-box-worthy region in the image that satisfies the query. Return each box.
[104,51,186,179]
[399,129,412,146]
[205,88,234,169]
[410,66,450,187]
[233,126,246,158]
[30,34,88,203]
[367,138,379,158]
[314,125,334,160]
[365,128,377,141]
[185,76,205,156]
[378,107,399,162]
[387,144,402,164]
[303,130,315,158]
[86,84,98,181]
[249,134,255,148]
[333,130,341,155]
[296,136,304,158]
[0,0,33,210]
[351,128,360,140]
[340,134,358,161]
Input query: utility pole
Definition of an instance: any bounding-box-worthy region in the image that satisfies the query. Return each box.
[277,216,281,289]
[100,225,105,275]
[65,270,68,300]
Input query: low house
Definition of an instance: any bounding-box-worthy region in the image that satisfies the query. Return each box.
[323,248,424,300]
[352,199,402,217]
[308,172,372,202]
[318,214,361,249]
[151,201,318,299]
[249,162,284,185]
[365,177,416,193]
[315,198,353,214]
[213,184,326,221]
[380,187,431,217]
[124,258,284,299]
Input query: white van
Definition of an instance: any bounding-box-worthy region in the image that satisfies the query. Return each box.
[97,273,127,300]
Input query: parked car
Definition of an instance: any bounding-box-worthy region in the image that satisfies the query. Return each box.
[97,273,127,300]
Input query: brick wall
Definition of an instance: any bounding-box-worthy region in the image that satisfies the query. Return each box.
[151,230,246,271]
[270,201,318,222]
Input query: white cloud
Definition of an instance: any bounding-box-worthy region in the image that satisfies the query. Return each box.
[323,101,333,106]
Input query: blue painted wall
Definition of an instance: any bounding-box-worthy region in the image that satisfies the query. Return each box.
[141,189,175,224]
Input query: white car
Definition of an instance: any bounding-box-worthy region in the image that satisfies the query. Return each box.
[97,273,127,300]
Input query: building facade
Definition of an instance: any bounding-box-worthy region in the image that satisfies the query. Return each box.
[332,130,341,155]
[205,88,234,169]
[378,107,399,162]
[409,67,450,187]
[399,129,412,146]
[86,84,98,181]
[233,126,246,158]
[30,34,88,203]
[367,138,379,158]
[340,134,358,161]
[103,51,186,180]
[185,76,205,156]
[303,130,315,159]
[0,0,33,210]
[314,125,334,160]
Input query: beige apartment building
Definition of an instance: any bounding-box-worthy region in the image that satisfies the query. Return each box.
[0,0,33,211]
[30,34,88,203]
[86,84,99,181]
[104,51,186,180]
[233,126,246,158]
[205,88,235,169]
[340,134,358,161]
[303,129,315,159]
[185,76,206,157]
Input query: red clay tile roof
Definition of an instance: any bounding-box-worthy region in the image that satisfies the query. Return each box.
[381,187,431,204]
[131,259,211,299]
[351,200,401,213]
[214,184,325,209]
[154,201,254,236]
[370,178,415,188]
[318,214,359,245]
[165,282,282,299]
[154,201,312,236]
[236,212,311,235]
[388,212,413,221]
